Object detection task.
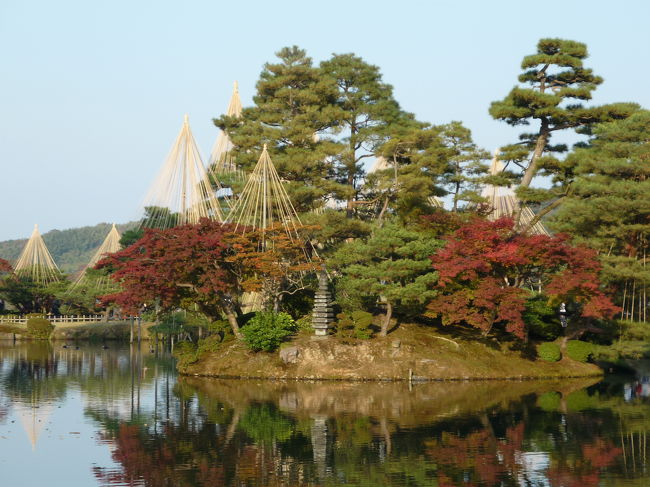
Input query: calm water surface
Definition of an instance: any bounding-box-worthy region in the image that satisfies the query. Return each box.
[1,341,650,486]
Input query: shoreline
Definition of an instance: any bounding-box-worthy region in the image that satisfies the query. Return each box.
[179,325,605,382]
[180,371,603,382]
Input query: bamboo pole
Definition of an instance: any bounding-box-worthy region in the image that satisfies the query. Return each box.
[643,248,648,323]
[631,280,636,322]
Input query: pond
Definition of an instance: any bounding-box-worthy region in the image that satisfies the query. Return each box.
[0,341,649,486]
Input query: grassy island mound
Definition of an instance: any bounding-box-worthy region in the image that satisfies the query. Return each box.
[179,325,602,381]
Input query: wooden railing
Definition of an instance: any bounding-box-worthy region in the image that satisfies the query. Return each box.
[0,314,107,324]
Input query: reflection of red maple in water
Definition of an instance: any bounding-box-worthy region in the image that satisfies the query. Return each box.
[94,423,228,486]
[547,438,622,487]
[426,421,622,487]
[426,422,525,486]
[94,423,313,487]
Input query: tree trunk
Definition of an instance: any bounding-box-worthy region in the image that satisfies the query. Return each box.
[223,304,242,339]
[520,119,549,188]
[377,197,390,225]
[380,301,393,337]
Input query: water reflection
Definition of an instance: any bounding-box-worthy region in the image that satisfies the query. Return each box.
[1,342,650,486]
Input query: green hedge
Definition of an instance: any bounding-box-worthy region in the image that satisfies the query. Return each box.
[566,340,594,362]
[536,342,561,362]
[26,318,54,339]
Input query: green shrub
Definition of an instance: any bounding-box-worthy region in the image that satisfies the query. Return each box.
[566,340,594,362]
[524,295,562,341]
[335,311,373,340]
[26,318,54,339]
[196,335,223,356]
[295,315,313,333]
[242,312,296,352]
[536,342,561,362]
[207,319,234,342]
[173,341,198,367]
[618,320,650,342]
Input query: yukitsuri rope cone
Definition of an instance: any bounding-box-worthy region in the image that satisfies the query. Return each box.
[14,224,60,284]
[208,81,244,177]
[141,115,226,228]
[481,151,550,236]
[226,145,314,312]
[69,223,121,290]
[16,400,53,451]
[227,144,304,242]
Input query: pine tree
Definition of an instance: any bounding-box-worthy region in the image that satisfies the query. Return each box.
[320,53,410,216]
[550,110,650,321]
[436,122,491,212]
[330,222,439,336]
[370,121,489,221]
[490,38,637,226]
[370,123,445,222]
[215,46,343,212]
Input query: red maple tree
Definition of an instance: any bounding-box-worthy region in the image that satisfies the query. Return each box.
[0,258,12,274]
[97,219,245,335]
[96,219,314,337]
[427,217,619,339]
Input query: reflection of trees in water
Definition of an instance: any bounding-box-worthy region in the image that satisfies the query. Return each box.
[0,342,67,404]
[88,378,650,487]
[3,343,647,486]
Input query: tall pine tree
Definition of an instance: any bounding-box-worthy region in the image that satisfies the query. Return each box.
[215,46,343,212]
[550,110,650,321]
[371,122,488,221]
[490,38,637,227]
[320,54,410,216]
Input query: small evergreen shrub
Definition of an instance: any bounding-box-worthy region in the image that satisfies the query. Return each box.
[335,311,373,340]
[173,341,198,367]
[524,295,562,341]
[26,318,54,339]
[242,312,296,352]
[175,335,224,368]
[207,319,234,342]
[618,320,650,341]
[566,340,594,362]
[536,342,561,362]
[295,315,313,333]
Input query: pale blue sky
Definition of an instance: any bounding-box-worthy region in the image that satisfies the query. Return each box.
[1,0,648,241]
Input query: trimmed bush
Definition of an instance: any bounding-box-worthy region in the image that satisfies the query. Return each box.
[536,342,561,362]
[242,312,296,352]
[335,311,373,340]
[566,340,594,362]
[26,318,54,339]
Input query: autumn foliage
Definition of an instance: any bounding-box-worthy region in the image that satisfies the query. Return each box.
[0,259,12,274]
[96,219,315,337]
[427,217,619,338]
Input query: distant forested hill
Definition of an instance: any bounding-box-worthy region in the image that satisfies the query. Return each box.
[0,222,137,275]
